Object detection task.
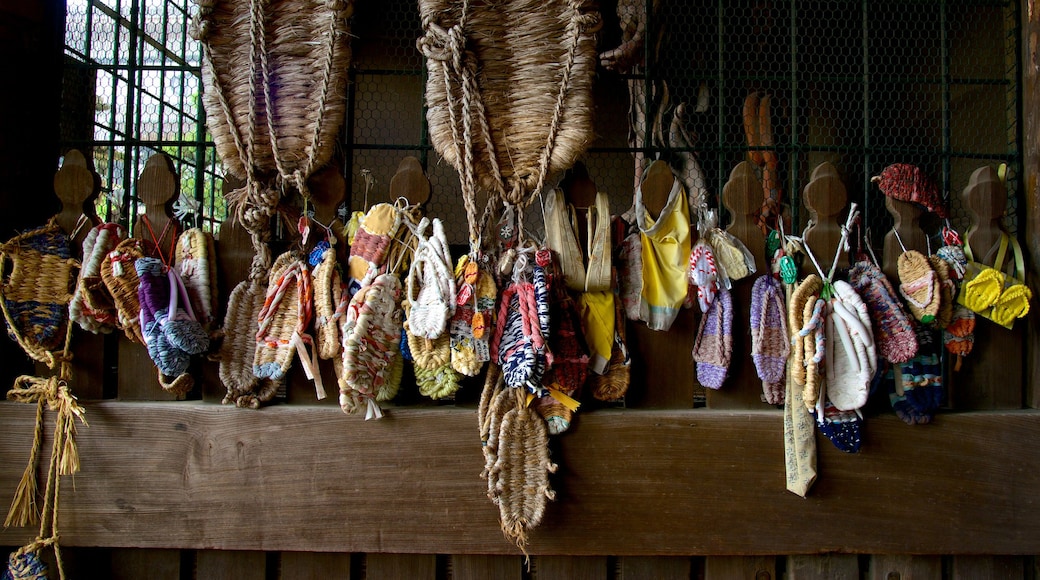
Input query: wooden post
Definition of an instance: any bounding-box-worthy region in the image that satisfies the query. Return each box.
[1022,0,1040,409]
[952,166,1023,409]
[53,150,106,400]
[53,149,99,246]
[119,153,183,401]
[802,162,848,277]
[706,162,771,409]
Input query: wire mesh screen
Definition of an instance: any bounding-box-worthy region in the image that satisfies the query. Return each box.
[62,0,1021,245]
[62,0,224,233]
[348,0,1022,247]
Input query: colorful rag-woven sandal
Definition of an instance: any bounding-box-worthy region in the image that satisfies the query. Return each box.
[813,400,863,453]
[347,202,401,288]
[692,285,733,390]
[312,241,347,361]
[825,280,876,412]
[688,240,720,313]
[848,259,918,364]
[872,163,948,218]
[175,227,218,333]
[406,313,460,400]
[0,220,77,366]
[490,263,549,391]
[535,253,589,434]
[450,255,497,376]
[750,275,789,405]
[889,322,944,425]
[254,251,325,399]
[897,250,940,324]
[589,291,631,401]
[405,218,455,340]
[943,304,975,371]
[404,226,461,402]
[136,257,210,395]
[927,254,954,329]
[339,272,403,419]
[617,229,643,321]
[100,237,155,344]
[70,222,126,334]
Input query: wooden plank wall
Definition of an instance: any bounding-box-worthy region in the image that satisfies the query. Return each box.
[1,1,1038,579]
[6,548,1033,579]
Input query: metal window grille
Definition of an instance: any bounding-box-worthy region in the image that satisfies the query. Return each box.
[62,0,224,233]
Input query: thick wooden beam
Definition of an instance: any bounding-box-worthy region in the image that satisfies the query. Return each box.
[1,403,1039,556]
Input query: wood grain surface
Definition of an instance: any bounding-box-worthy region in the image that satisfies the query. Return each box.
[1,402,1039,556]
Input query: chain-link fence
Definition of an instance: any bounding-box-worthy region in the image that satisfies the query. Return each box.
[63,0,1021,245]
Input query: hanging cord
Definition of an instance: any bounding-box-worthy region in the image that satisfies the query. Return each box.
[140,214,178,268]
[826,203,860,283]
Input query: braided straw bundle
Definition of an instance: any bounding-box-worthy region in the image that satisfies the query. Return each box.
[418,0,601,243]
[99,238,154,344]
[0,221,77,365]
[175,227,218,332]
[70,223,125,334]
[192,0,352,186]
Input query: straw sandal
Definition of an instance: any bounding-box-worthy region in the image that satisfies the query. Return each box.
[71,223,125,334]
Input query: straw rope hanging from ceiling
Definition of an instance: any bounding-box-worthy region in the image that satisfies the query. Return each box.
[418,0,601,246]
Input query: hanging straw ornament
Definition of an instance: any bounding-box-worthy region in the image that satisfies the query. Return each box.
[418,0,601,249]
[194,0,352,405]
[0,221,78,366]
[70,223,126,334]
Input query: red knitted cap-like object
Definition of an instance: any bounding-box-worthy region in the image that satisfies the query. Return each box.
[874,163,948,218]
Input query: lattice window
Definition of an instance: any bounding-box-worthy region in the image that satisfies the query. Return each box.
[62,0,224,233]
